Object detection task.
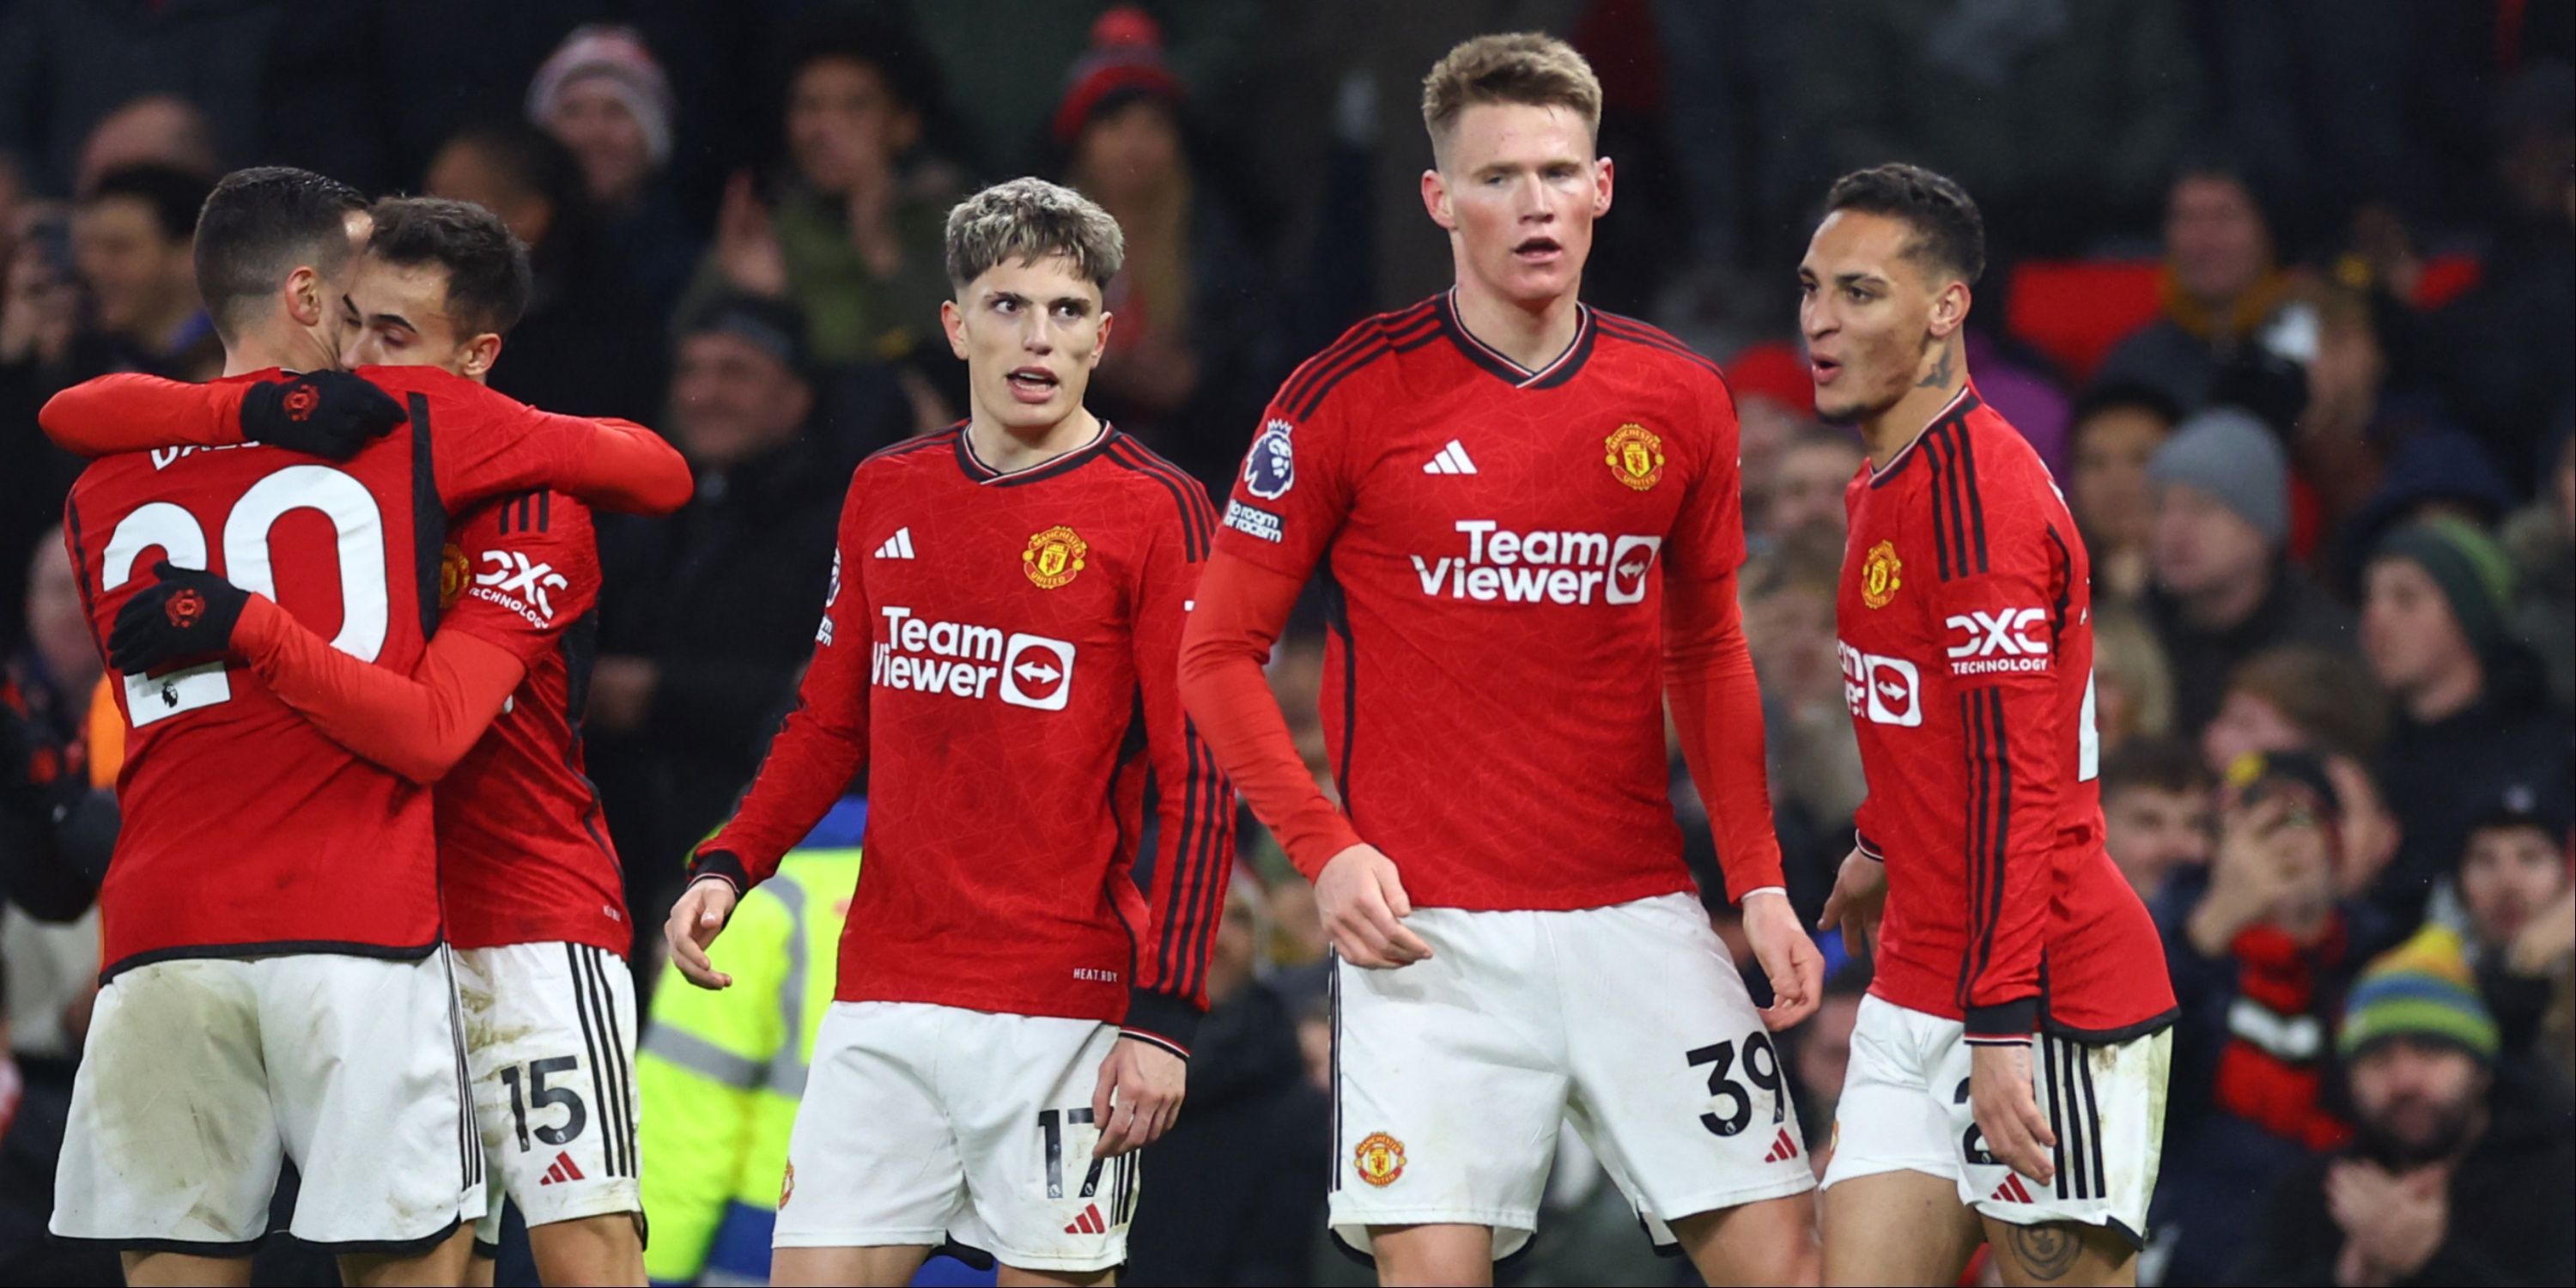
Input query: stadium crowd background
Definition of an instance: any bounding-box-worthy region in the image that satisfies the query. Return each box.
[0,2,2570,1285]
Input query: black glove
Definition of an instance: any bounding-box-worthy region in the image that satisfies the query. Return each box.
[238,370,408,460]
[109,562,252,674]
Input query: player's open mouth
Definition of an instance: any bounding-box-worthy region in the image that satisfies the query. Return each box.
[1512,237,1561,263]
[1810,355,1842,385]
[1006,367,1060,403]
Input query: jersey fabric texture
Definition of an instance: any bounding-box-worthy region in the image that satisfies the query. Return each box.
[1836,386,2176,1042]
[436,490,626,956]
[695,427,1231,1051]
[1211,291,1775,911]
[61,368,608,977]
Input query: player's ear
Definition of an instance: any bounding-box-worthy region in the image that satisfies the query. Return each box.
[1928,281,1971,339]
[1420,169,1455,233]
[940,298,969,361]
[1593,155,1614,218]
[1091,308,1114,368]
[460,332,504,380]
[282,265,325,327]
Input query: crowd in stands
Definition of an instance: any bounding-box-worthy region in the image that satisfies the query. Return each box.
[2,3,2570,1283]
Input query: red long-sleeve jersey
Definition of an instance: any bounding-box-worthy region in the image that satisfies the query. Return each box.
[1838,387,2176,1042]
[56,369,684,977]
[1181,294,1784,911]
[690,427,1233,1054]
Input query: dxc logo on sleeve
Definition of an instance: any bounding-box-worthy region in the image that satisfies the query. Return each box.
[472,550,569,627]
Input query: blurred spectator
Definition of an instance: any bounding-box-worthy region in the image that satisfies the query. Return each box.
[71,95,218,197]
[1759,427,1863,550]
[0,3,276,196]
[2335,426,2516,597]
[2455,787,2575,1070]
[2152,750,2385,1287]
[2091,605,2177,754]
[1052,8,1277,490]
[2148,407,2356,735]
[2100,737,2211,902]
[685,9,961,370]
[1741,525,1864,908]
[2502,416,2575,708]
[2099,158,2315,415]
[2237,927,2575,1286]
[1,529,111,925]
[1126,872,1327,1285]
[2069,381,2182,607]
[527,24,700,317]
[592,296,843,911]
[2362,518,2573,931]
[425,122,665,422]
[2201,646,2387,775]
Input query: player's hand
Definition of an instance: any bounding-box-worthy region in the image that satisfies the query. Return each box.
[1315,843,1431,969]
[108,562,250,673]
[1817,848,1886,961]
[1743,890,1824,1030]
[1091,1036,1186,1159]
[665,875,738,990]
[1969,1041,2057,1186]
[239,370,407,460]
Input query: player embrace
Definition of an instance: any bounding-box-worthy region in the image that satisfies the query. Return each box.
[1802,166,2178,1286]
[665,179,1231,1286]
[1182,33,1820,1286]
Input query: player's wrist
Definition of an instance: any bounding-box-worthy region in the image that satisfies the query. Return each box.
[685,848,750,898]
[1121,988,1200,1057]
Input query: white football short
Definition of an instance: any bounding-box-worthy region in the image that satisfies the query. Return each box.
[1821,994,2171,1243]
[1328,892,1816,1261]
[454,942,641,1249]
[773,1001,1134,1273]
[52,951,484,1252]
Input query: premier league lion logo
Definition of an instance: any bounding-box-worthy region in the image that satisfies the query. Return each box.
[1244,418,1296,500]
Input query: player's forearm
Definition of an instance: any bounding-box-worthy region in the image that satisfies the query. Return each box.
[563,416,693,515]
[39,373,244,457]
[233,597,519,784]
[1176,556,1362,879]
[1664,569,1787,900]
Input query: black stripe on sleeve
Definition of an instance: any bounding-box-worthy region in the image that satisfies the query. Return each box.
[410,392,444,639]
[1152,720,1208,988]
[1175,720,1231,997]
[1956,690,1988,1012]
[1594,314,1728,380]
[1953,418,1989,574]
[1926,434,1955,582]
[1280,304,1439,416]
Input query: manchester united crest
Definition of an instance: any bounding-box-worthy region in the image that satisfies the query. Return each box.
[1604,423,1664,490]
[1353,1132,1407,1188]
[440,543,470,609]
[1024,526,1089,590]
[1862,540,1903,609]
[780,1161,796,1207]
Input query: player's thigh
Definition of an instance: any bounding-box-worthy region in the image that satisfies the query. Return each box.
[1950,1030,2169,1264]
[337,1226,478,1288]
[1557,894,1815,1255]
[774,1002,966,1251]
[525,1210,648,1286]
[1820,1170,1984,1286]
[262,950,483,1249]
[1327,908,1567,1265]
[946,1013,1135,1275]
[1982,1217,2137,1287]
[1365,1224,1501,1288]
[120,1250,253,1288]
[459,944,643,1243]
[772,1244,934,1287]
[54,959,282,1248]
[993,1263,1115,1287]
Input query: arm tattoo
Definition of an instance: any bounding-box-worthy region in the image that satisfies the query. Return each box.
[2007,1224,2082,1282]
[1917,337,1957,389]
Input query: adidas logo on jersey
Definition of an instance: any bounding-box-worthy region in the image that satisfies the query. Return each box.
[538,1151,586,1187]
[874,527,916,560]
[1064,1203,1109,1236]
[1990,1174,2036,1204]
[1422,440,1478,475]
[1762,1127,1800,1163]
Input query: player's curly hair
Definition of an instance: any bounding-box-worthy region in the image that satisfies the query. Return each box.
[942,178,1124,292]
[1420,33,1602,157]
[364,196,532,337]
[1825,163,1986,286]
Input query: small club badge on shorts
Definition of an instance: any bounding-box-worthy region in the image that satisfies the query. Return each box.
[1024,526,1089,590]
[1862,540,1903,609]
[1353,1132,1407,1187]
[1604,422,1665,490]
[780,1160,795,1207]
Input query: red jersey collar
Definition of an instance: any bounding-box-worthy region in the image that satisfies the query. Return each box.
[1435,289,1596,391]
[1867,384,1982,489]
[951,418,1118,487]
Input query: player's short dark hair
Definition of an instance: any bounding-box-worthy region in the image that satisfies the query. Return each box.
[193,166,369,342]
[85,163,214,243]
[2099,737,2210,800]
[2070,380,2184,434]
[1824,163,1985,287]
[364,197,532,337]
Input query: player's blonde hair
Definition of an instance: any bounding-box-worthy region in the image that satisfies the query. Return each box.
[942,178,1125,292]
[1419,33,1602,158]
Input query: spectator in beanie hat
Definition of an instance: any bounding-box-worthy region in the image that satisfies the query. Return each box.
[2148,405,2357,736]
[528,23,697,313]
[2364,517,2573,933]
[2455,785,2575,1067]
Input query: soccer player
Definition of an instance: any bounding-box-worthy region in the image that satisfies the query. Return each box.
[95,196,648,1285]
[1176,33,1821,1286]
[1801,165,2178,1287]
[661,178,1232,1287]
[39,167,689,1287]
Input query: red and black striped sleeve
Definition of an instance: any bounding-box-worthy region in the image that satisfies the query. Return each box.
[1924,421,2066,1043]
[1111,440,1235,1056]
